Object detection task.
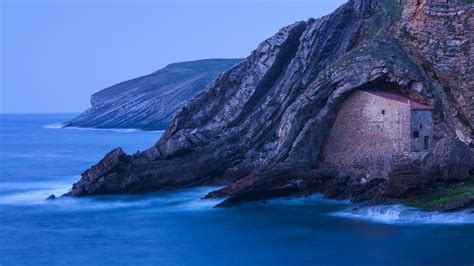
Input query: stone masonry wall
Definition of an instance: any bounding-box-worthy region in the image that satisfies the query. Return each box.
[410,110,434,151]
[322,90,412,169]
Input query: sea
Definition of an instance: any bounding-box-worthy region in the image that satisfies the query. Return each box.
[0,113,473,266]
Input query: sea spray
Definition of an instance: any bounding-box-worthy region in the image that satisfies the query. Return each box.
[331,204,474,225]
[0,179,223,213]
[43,124,159,133]
[0,178,77,205]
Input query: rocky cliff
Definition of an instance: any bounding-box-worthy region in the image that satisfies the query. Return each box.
[66,0,473,206]
[65,59,242,130]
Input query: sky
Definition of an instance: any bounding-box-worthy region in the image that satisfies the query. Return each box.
[0,0,346,113]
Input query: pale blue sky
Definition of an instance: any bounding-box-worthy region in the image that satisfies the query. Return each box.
[0,0,346,113]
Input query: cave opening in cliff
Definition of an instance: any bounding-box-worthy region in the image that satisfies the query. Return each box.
[319,78,434,179]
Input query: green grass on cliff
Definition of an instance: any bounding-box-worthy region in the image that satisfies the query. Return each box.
[403,178,474,210]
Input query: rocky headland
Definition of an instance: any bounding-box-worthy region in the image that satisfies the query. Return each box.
[64,0,473,210]
[65,59,242,130]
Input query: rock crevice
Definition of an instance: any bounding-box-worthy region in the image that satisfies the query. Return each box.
[67,0,473,205]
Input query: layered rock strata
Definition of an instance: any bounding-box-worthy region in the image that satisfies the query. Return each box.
[65,59,242,130]
[66,0,473,207]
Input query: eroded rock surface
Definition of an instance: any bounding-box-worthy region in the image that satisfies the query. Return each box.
[65,59,242,130]
[67,0,473,206]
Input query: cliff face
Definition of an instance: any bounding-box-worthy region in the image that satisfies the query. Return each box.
[67,0,473,205]
[400,0,473,142]
[65,59,242,130]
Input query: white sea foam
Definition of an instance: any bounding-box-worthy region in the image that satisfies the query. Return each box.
[172,187,224,211]
[43,123,164,133]
[43,123,65,129]
[331,204,474,225]
[0,186,72,205]
[0,179,223,212]
[66,186,224,212]
[0,178,77,205]
[0,179,75,191]
[64,126,139,133]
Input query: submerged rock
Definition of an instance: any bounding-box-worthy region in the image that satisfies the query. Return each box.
[435,196,474,212]
[66,0,473,208]
[46,194,56,200]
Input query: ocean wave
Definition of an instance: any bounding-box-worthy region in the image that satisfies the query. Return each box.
[331,205,474,225]
[43,124,164,133]
[0,180,223,212]
[0,179,76,205]
[0,185,72,205]
[170,187,224,211]
[64,126,139,133]
[43,123,65,129]
[0,178,77,191]
[59,186,224,212]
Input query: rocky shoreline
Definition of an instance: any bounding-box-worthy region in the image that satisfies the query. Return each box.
[62,0,473,211]
[58,146,473,212]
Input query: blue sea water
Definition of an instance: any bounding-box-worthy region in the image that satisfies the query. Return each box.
[0,113,473,266]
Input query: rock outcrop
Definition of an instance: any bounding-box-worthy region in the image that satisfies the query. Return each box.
[65,59,242,130]
[66,0,473,206]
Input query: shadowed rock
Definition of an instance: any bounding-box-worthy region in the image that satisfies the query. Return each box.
[46,194,56,200]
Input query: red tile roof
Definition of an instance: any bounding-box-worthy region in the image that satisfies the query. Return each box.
[365,90,434,111]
